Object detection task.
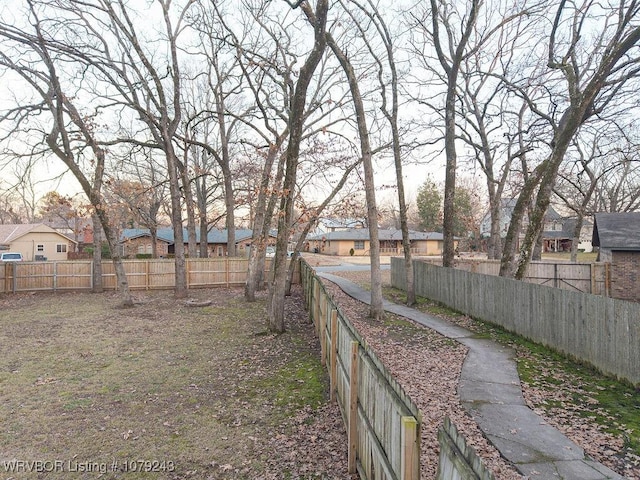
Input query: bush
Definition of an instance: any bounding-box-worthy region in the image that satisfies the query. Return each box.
[136,253,153,259]
[349,248,355,256]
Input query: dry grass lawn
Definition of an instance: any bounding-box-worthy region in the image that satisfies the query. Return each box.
[0,288,351,479]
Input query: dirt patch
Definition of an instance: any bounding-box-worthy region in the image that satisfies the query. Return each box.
[0,288,354,479]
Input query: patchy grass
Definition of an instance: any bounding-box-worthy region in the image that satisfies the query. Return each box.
[542,251,598,262]
[0,288,343,479]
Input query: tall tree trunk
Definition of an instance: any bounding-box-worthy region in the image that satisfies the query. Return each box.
[221,163,236,257]
[150,224,158,259]
[179,160,198,258]
[166,147,188,297]
[91,212,103,293]
[246,144,284,301]
[267,0,329,333]
[324,34,383,319]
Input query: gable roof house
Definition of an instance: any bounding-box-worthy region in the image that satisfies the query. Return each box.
[119,228,275,258]
[307,228,456,256]
[480,201,593,253]
[592,212,640,302]
[0,223,77,261]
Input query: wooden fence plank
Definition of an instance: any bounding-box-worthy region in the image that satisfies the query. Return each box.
[348,340,359,474]
[330,310,338,402]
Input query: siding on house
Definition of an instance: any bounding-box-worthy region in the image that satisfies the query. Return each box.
[0,224,76,261]
[307,228,449,256]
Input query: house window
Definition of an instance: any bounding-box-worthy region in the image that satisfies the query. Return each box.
[57,244,67,253]
[354,240,365,250]
[37,244,44,252]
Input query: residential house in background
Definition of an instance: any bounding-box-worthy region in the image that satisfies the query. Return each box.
[0,224,77,261]
[119,228,276,258]
[480,200,593,253]
[313,218,366,235]
[307,228,454,256]
[592,211,640,302]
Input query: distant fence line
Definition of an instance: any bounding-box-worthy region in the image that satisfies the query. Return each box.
[391,258,640,386]
[417,257,610,296]
[0,258,287,293]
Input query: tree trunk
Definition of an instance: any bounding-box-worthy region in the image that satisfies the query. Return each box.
[222,163,236,257]
[246,144,283,301]
[166,147,188,298]
[180,161,198,259]
[267,0,329,333]
[570,214,584,263]
[325,32,384,319]
[442,82,458,268]
[91,212,103,293]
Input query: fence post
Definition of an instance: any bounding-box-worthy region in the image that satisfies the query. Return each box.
[590,263,596,294]
[53,262,58,291]
[11,262,17,293]
[348,340,359,474]
[330,309,338,402]
[401,416,419,480]
[320,301,327,367]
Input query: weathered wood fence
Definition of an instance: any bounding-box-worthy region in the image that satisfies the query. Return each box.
[300,260,421,480]
[391,258,640,386]
[0,258,285,293]
[436,417,495,480]
[418,257,610,295]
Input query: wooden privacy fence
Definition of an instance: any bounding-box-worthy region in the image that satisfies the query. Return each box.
[436,417,495,480]
[391,257,640,386]
[300,260,421,480]
[417,257,610,296]
[0,258,285,293]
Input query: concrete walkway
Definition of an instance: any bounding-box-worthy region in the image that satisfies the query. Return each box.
[317,272,625,480]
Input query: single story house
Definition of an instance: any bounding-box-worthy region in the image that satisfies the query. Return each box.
[307,228,455,256]
[119,228,276,258]
[592,212,640,302]
[0,223,77,261]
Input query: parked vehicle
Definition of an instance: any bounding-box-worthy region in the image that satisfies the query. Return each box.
[0,252,23,262]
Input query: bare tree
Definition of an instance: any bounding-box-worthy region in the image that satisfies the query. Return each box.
[27,0,196,296]
[0,3,133,304]
[344,0,417,304]
[500,1,640,278]
[266,0,329,333]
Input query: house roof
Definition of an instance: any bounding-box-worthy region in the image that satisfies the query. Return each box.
[319,218,366,229]
[120,228,270,244]
[308,228,445,242]
[592,212,640,250]
[0,223,77,245]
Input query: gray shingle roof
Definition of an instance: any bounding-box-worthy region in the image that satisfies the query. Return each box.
[307,228,445,241]
[592,212,640,250]
[120,228,264,244]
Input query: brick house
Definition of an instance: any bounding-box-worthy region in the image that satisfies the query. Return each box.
[119,228,275,258]
[592,212,640,302]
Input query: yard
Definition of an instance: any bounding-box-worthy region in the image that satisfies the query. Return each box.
[0,288,351,479]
